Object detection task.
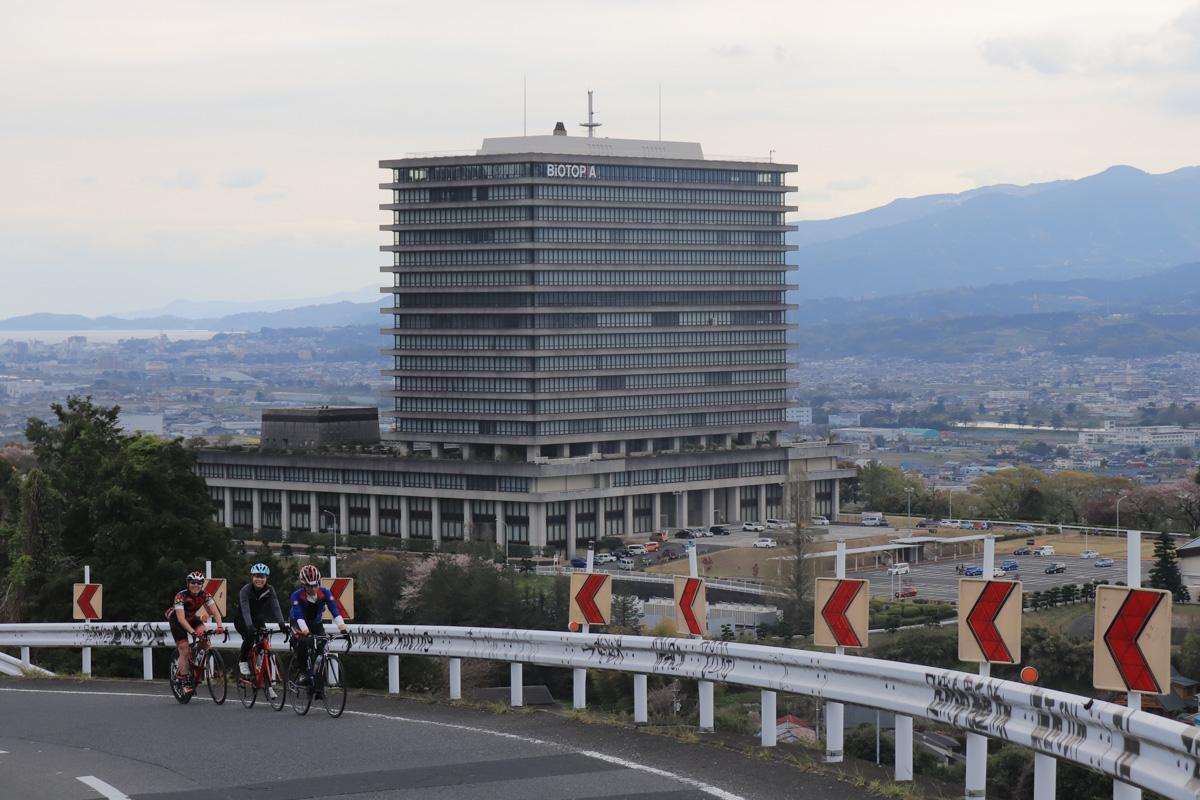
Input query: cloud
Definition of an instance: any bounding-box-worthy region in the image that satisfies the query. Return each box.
[220,169,266,189]
[254,187,291,202]
[152,169,202,190]
[826,176,874,192]
[981,34,1076,75]
[710,44,752,59]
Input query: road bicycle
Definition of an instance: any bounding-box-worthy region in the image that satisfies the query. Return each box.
[236,628,287,711]
[287,632,351,718]
[169,631,227,705]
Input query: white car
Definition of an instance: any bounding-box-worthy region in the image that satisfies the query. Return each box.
[617,557,635,570]
[765,519,791,529]
[992,568,1007,578]
[811,516,829,526]
[887,562,910,575]
[626,545,648,556]
[752,538,777,548]
[742,522,766,532]
[594,553,616,564]
[695,528,713,537]
[1079,550,1099,559]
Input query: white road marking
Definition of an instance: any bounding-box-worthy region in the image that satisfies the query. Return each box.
[76,775,132,799]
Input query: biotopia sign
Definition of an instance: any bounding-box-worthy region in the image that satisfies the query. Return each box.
[546,163,597,178]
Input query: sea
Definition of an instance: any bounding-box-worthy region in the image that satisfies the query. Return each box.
[0,330,228,345]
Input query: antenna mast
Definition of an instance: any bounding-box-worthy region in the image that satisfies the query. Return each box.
[579,90,602,138]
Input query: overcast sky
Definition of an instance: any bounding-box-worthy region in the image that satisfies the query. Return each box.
[3,1,1199,319]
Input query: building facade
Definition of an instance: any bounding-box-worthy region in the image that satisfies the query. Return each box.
[198,128,857,553]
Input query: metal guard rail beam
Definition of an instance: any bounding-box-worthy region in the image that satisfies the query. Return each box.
[2,623,1198,799]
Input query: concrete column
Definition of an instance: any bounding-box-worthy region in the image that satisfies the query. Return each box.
[309,494,319,534]
[1033,753,1056,800]
[653,493,662,531]
[624,497,634,538]
[143,647,154,680]
[369,494,379,536]
[566,500,577,558]
[430,443,443,457]
[224,490,234,530]
[966,732,987,799]
[702,488,714,528]
[831,477,840,522]
[633,674,648,723]
[401,496,410,539]
[698,680,714,732]
[528,503,546,548]
[431,498,442,543]
[496,502,507,545]
[510,663,523,707]
[573,668,587,709]
[449,658,461,700]
[674,491,685,528]
[281,491,291,534]
[252,488,262,530]
[757,485,767,524]
[460,443,471,459]
[339,493,349,540]
[760,690,777,747]
[894,715,913,781]
[825,700,843,762]
[389,655,400,694]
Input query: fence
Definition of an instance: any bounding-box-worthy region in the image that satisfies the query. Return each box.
[1,622,1198,800]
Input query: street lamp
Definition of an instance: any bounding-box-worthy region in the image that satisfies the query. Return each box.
[905,487,914,531]
[322,510,338,579]
[497,519,509,565]
[1115,495,1129,546]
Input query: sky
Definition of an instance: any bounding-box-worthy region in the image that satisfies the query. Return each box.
[3,1,1200,319]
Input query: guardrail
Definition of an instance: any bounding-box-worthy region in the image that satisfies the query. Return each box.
[2,622,1197,799]
[533,567,786,597]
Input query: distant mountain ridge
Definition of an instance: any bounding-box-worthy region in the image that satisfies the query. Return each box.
[788,165,1200,300]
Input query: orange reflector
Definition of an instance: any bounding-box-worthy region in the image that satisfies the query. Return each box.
[1021,666,1038,683]
[568,621,580,632]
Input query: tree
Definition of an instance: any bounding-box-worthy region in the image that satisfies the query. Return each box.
[609,591,642,633]
[973,466,1046,520]
[1148,531,1190,602]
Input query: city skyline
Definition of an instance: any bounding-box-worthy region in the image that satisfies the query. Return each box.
[4,1,1200,318]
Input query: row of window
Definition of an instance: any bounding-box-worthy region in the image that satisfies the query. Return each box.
[195,462,531,492]
[392,228,785,246]
[391,349,788,373]
[390,163,785,186]
[392,408,785,436]
[394,389,785,415]
[389,310,783,330]
[394,270,788,287]
[390,290,786,308]
[391,369,785,394]
[391,206,787,227]
[534,185,786,206]
[613,459,783,487]
[392,330,785,351]
[390,250,786,266]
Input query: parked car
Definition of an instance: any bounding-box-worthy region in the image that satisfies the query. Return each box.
[963,567,983,577]
[569,557,588,569]
[663,550,681,560]
[915,519,933,528]
[649,532,668,543]
[1032,546,1055,557]
[1013,525,1035,533]
[674,530,696,539]
[1013,547,1032,556]
[694,528,713,538]
[752,538,777,548]
[1079,550,1099,559]
[1044,562,1067,574]
[643,541,659,552]
[811,516,829,526]
[612,547,631,558]
[594,553,616,564]
[742,522,766,532]
[992,568,1007,579]
[765,519,791,529]
[1001,559,1020,571]
[710,525,731,536]
[894,588,918,598]
[626,545,648,556]
[617,557,636,570]
[1095,557,1114,568]
[887,562,910,575]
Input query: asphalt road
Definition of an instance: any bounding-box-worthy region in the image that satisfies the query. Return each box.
[857,555,1149,603]
[0,678,877,800]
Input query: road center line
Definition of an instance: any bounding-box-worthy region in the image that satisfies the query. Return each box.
[76,775,132,800]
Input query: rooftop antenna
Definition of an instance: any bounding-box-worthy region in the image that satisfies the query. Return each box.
[523,73,527,136]
[579,89,602,138]
[658,83,662,141]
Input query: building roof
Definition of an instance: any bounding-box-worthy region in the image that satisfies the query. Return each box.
[478,134,704,160]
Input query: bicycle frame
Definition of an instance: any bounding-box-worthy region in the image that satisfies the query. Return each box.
[247,632,281,689]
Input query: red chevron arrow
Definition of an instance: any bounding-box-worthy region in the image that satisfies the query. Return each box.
[679,578,703,635]
[966,581,1016,662]
[576,574,607,625]
[327,578,351,618]
[1104,589,1165,693]
[821,580,863,647]
[77,584,100,620]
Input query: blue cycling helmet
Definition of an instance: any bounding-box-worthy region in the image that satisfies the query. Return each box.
[250,563,270,576]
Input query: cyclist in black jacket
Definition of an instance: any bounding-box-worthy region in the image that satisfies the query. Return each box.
[234,563,289,679]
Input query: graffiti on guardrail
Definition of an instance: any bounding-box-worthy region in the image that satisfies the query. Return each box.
[925,672,1012,739]
[81,623,163,648]
[699,640,735,681]
[652,637,686,671]
[353,629,435,654]
[1027,692,1089,765]
[581,636,625,666]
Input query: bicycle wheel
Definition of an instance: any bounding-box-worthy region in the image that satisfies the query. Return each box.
[265,651,287,711]
[287,656,311,716]
[169,671,192,704]
[237,656,256,709]
[204,649,227,705]
[320,654,346,718]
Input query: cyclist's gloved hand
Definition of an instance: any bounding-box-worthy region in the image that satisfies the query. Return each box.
[215,626,228,642]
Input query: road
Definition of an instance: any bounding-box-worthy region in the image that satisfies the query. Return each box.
[0,678,876,800]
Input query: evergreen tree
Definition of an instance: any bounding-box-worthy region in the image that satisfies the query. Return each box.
[1148,531,1190,602]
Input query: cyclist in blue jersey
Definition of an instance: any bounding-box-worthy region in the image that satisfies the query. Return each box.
[289,565,348,688]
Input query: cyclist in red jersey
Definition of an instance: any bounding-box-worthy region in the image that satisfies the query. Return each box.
[166,571,226,692]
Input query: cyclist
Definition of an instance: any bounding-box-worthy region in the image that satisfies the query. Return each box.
[289,564,348,692]
[166,571,226,694]
[234,563,289,681]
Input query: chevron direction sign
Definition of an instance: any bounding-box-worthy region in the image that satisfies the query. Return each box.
[72,583,103,620]
[569,572,612,626]
[1094,585,1171,694]
[673,576,707,636]
[320,578,355,620]
[814,578,869,648]
[958,578,1022,664]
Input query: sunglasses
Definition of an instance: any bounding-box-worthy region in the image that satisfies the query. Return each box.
[188,580,204,585]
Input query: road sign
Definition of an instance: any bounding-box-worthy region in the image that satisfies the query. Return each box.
[569,572,612,627]
[674,576,707,636]
[72,584,102,620]
[814,578,869,648]
[203,579,226,619]
[1094,585,1171,694]
[321,577,355,620]
[958,578,1022,664]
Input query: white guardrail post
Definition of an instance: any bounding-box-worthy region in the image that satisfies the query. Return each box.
[826,539,846,763]
[4,621,1200,799]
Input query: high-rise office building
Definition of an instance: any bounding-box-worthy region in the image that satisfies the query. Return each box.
[197,124,856,551]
